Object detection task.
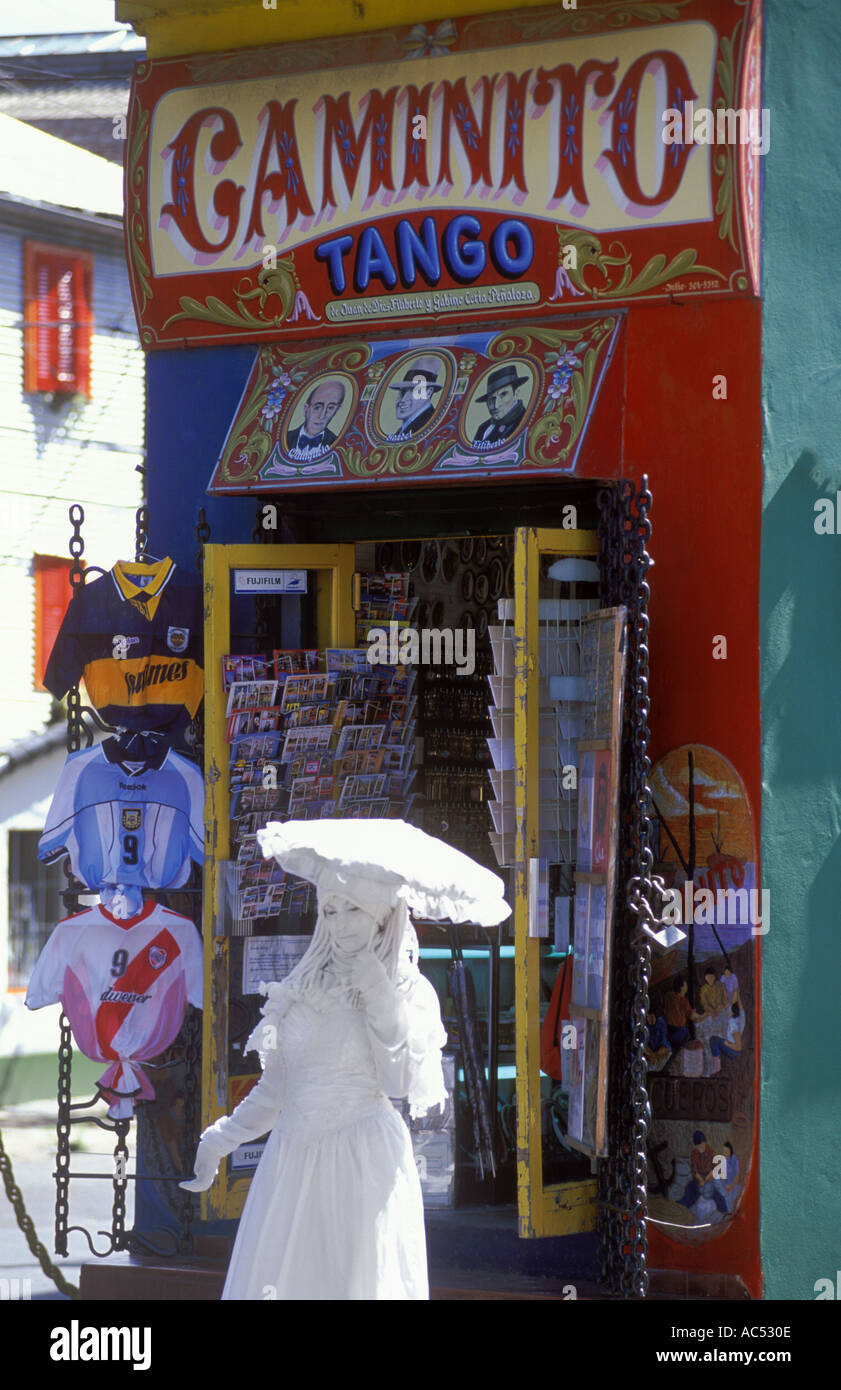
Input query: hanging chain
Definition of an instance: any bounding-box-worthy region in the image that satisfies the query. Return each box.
[177,1006,202,1255]
[110,1120,131,1251]
[57,507,86,1255]
[66,505,86,754]
[55,1013,74,1259]
[623,475,653,1298]
[135,505,149,562]
[0,1124,79,1298]
[195,506,211,574]
[596,477,654,1298]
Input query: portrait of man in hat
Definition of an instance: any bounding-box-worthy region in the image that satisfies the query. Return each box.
[286,377,347,459]
[471,363,531,448]
[384,355,444,442]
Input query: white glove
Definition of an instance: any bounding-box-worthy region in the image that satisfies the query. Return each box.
[350,950,391,1000]
[179,1134,223,1193]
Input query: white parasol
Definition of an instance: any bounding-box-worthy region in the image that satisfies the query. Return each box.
[256,818,510,926]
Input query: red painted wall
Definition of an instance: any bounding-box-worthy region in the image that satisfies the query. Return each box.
[619,298,762,1296]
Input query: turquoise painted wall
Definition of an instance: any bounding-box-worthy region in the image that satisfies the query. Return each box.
[761,0,841,1301]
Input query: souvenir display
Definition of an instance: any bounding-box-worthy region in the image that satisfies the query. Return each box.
[26,900,203,1118]
[43,556,203,735]
[221,576,418,927]
[38,735,204,911]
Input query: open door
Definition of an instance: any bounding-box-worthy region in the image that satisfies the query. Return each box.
[200,543,356,1219]
[511,526,627,1238]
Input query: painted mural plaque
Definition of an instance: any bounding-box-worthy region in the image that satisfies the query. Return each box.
[125,0,762,350]
[207,318,621,493]
[646,744,758,1244]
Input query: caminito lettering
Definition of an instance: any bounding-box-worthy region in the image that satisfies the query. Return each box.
[160,46,703,260]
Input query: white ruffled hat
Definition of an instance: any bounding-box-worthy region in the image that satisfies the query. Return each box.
[256,818,510,926]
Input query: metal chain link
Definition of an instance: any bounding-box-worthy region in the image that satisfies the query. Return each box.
[195,506,211,574]
[55,1013,74,1259]
[177,1006,202,1255]
[135,505,149,562]
[56,505,87,1258]
[0,1125,79,1298]
[66,505,86,754]
[596,477,654,1298]
[111,1121,131,1251]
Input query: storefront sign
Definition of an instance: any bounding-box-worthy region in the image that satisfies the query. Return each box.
[126,0,761,350]
[207,317,621,493]
[233,569,307,594]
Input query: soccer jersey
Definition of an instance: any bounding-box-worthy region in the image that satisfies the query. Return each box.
[43,557,203,734]
[38,738,204,892]
[26,901,203,1117]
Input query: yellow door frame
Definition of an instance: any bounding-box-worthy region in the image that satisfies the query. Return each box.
[514,526,600,1238]
[200,542,356,1219]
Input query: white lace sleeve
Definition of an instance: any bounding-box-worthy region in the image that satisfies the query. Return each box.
[362,971,448,1117]
[199,983,292,1157]
[404,974,448,1119]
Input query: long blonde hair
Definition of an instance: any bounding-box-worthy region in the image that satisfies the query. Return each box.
[283,892,408,1006]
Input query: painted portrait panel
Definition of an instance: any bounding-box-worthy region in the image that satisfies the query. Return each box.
[459,358,538,453]
[370,350,454,444]
[280,372,357,461]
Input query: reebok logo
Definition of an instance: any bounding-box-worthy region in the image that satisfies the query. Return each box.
[50,1320,151,1371]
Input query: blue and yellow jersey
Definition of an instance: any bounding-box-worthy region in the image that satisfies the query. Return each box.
[44,558,204,734]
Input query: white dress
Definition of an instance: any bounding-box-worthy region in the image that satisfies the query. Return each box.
[200,972,445,1301]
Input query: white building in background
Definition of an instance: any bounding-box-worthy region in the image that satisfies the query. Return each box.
[0,114,143,1097]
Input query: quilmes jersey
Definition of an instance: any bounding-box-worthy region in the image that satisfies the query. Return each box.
[43,557,203,734]
[26,901,203,1118]
[38,738,204,892]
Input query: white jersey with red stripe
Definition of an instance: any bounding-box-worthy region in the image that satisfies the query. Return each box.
[26,901,203,1117]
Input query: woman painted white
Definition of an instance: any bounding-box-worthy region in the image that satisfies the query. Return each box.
[181,890,447,1300]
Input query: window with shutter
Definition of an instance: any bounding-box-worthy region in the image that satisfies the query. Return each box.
[33,555,75,691]
[23,241,93,397]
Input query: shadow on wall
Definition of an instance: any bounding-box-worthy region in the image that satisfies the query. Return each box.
[761,446,841,1103]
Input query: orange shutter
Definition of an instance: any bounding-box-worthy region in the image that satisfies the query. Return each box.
[23,241,93,397]
[33,555,74,691]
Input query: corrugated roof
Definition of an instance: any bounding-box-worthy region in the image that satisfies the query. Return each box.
[0,111,123,217]
[0,34,143,57]
[0,83,130,120]
[0,722,68,776]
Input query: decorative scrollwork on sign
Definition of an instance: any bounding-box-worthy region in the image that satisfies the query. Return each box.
[127,99,152,322]
[216,361,273,485]
[530,341,600,467]
[340,438,452,479]
[162,255,319,334]
[714,17,744,255]
[552,229,725,304]
[482,321,617,468]
[465,0,693,43]
[280,342,372,375]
